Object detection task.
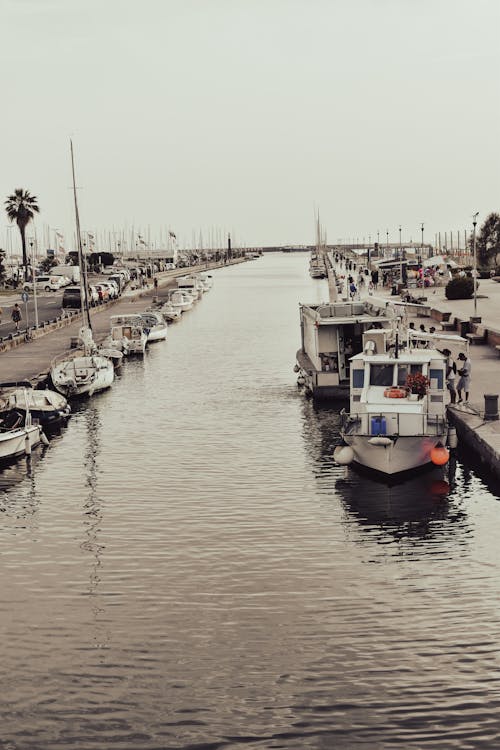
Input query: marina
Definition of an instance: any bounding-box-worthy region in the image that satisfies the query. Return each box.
[1,253,500,749]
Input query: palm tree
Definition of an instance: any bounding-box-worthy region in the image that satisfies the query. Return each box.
[5,188,40,278]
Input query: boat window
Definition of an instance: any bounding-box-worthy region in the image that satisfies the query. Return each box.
[410,364,423,375]
[397,365,410,386]
[352,369,364,388]
[369,364,394,386]
[429,368,444,390]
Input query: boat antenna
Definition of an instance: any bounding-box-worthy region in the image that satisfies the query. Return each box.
[70,139,92,332]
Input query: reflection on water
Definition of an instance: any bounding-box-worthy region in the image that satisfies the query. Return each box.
[1,254,500,749]
[301,400,472,551]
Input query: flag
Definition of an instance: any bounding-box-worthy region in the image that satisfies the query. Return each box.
[56,232,65,255]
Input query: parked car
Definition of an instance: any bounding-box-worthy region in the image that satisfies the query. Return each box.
[95,284,110,302]
[24,275,65,292]
[62,286,82,308]
[104,280,119,298]
[107,275,124,293]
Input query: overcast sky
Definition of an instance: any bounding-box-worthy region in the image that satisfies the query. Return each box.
[2,0,499,250]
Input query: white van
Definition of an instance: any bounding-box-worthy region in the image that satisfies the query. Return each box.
[51,265,81,284]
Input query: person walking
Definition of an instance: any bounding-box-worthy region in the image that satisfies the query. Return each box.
[11,303,22,332]
[456,351,471,404]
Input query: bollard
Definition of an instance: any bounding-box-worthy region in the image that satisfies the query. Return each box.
[484,394,499,421]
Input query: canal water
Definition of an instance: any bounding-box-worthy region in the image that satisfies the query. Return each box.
[1,253,500,750]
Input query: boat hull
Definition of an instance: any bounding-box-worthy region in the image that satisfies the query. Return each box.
[342,433,447,475]
[51,356,115,398]
[0,424,41,461]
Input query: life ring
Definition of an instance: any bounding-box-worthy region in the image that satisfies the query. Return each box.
[384,387,407,399]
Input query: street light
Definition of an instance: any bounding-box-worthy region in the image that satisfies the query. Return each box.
[398,225,403,283]
[472,212,479,319]
[419,222,424,265]
[29,239,39,329]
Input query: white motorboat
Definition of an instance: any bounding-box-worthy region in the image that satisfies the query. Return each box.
[168,289,194,312]
[177,274,203,299]
[51,352,115,398]
[139,312,168,342]
[334,329,466,476]
[158,301,182,322]
[0,413,43,462]
[97,347,124,369]
[110,314,148,355]
[198,272,213,291]
[0,381,70,428]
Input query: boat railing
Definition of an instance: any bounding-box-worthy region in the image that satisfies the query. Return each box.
[342,409,447,437]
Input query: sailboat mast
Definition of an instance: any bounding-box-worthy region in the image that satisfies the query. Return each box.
[70,140,92,331]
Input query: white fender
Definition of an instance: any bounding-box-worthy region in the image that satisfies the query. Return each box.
[368,437,392,446]
[334,445,355,465]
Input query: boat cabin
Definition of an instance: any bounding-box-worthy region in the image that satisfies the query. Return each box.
[347,331,447,438]
[297,299,399,399]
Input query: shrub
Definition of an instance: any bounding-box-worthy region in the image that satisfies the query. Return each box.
[445,276,474,299]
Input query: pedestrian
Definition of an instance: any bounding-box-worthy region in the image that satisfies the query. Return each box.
[153,276,158,291]
[11,303,22,332]
[0,305,3,323]
[349,281,357,299]
[441,348,457,404]
[419,324,426,333]
[456,352,471,403]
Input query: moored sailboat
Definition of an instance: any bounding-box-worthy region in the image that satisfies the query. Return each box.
[50,142,115,398]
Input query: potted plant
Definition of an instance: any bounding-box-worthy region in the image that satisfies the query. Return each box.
[405,372,430,399]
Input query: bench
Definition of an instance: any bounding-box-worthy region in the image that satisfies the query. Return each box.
[466,325,486,345]
[441,321,456,332]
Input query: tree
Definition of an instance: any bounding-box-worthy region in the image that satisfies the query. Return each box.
[445,276,474,299]
[469,212,500,268]
[5,188,40,277]
[40,256,58,273]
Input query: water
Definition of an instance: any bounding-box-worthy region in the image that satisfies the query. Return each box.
[1,253,500,749]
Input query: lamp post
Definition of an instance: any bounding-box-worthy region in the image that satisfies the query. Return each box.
[419,222,424,266]
[398,225,403,284]
[29,239,39,329]
[472,212,479,319]
[386,229,389,258]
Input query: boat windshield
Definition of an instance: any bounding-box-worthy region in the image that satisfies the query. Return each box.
[369,364,394,386]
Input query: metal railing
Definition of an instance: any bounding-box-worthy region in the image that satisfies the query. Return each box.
[341,409,447,436]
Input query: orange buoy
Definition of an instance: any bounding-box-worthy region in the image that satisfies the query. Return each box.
[430,444,450,466]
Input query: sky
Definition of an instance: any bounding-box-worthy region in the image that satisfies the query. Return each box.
[1,0,499,252]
